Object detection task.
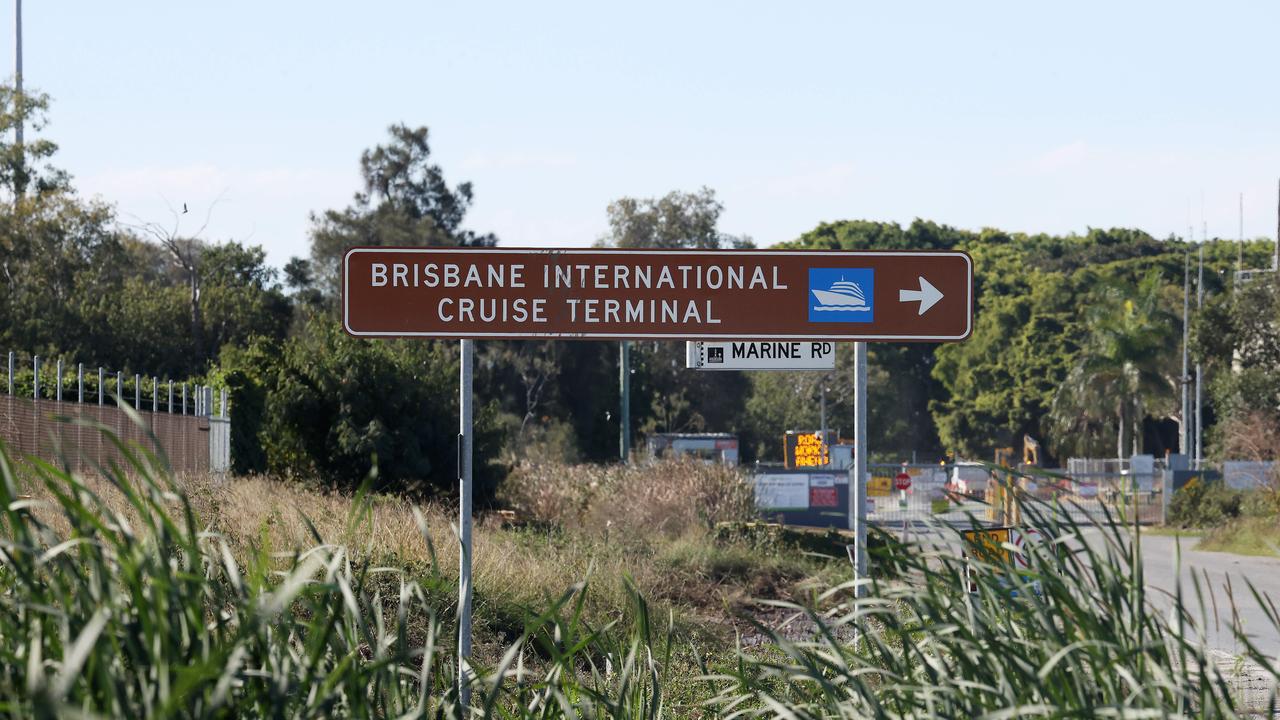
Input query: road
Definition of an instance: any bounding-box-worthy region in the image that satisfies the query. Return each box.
[905,522,1280,658]
[1116,530,1280,660]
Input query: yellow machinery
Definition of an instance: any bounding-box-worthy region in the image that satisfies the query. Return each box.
[987,447,1015,522]
[990,435,1045,523]
[1023,435,1041,467]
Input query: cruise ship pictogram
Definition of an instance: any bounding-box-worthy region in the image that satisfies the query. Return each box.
[810,279,870,311]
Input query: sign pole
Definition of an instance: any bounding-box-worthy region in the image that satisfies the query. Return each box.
[457,339,474,712]
[619,340,630,463]
[852,341,868,596]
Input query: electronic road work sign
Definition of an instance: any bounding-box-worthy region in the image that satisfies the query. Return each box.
[342,247,973,341]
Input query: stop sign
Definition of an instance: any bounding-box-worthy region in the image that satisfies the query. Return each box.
[895,471,912,491]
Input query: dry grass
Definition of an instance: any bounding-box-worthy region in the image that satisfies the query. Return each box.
[500,458,756,537]
[16,458,820,659]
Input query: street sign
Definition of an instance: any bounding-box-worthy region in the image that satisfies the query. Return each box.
[686,340,836,370]
[342,247,973,341]
[895,470,912,491]
[961,526,1049,595]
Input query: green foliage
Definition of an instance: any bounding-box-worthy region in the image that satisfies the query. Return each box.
[211,341,275,475]
[601,186,753,249]
[1049,271,1179,458]
[246,319,507,500]
[1167,478,1243,528]
[0,84,70,198]
[307,124,496,299]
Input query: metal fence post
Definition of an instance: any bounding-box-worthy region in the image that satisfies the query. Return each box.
[134,374,140,410]
[152,377,158,413]
[98,368,103,405]
[116,372,122,405]
[168,380,173,413]
[7,351,12,395]
[78,363,83,403]
[1161,469,1171,525]
[33,355,39,400]
[182,384,187,415]
[55,359,62,402]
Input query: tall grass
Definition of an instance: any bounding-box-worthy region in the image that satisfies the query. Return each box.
[2,420,1278,717]
[705,474,1280,717]
[0,415,693,718]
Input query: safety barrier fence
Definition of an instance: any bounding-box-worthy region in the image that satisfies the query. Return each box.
[2,351,230,474]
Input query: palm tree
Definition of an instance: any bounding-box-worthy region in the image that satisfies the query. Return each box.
[1050,272,1179,459]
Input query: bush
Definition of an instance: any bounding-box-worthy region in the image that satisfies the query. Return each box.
[1167,477,1243,528]
[236,319,507,501]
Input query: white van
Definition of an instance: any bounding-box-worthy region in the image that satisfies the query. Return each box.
[947,462,990,498]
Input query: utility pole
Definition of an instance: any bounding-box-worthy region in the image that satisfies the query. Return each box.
[13,0,22,205]
[819,381,827,441]
[619,341,630,463]
[1181,250,1190,456]
[1195,244,1204,465]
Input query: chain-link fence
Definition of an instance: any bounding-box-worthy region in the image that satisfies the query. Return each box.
[864,464,1165,527]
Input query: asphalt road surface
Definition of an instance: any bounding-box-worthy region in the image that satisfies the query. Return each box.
[1114,529,1280,660]
[905,522,1280,659]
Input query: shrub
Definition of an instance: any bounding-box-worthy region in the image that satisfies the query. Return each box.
[1167,477,1243,528]
[238,319,507,501]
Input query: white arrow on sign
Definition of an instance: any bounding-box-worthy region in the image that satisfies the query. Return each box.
[898,276,944,315]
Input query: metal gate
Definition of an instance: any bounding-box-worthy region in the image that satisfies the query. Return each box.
[209,415,230,474]
[866,463,989,526]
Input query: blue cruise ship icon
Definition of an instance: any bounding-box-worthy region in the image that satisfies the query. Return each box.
[808,267,874,323]
[811,278,870,312]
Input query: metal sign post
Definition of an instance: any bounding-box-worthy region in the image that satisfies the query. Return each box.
[852,341,868,596]
[457,339,474,709]
[619,340,630,462]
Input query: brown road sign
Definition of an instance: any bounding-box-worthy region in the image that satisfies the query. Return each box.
[342,247,973,341]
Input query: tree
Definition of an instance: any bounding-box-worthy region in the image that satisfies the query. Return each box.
[261,319,506,499]
[309,125,495,298]
[1049,272,1179,458]
[132,202,222,362]
[601,187,753,249]
[0,84,69,201]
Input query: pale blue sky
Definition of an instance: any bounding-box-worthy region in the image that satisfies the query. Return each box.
[21,1,1280,268]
